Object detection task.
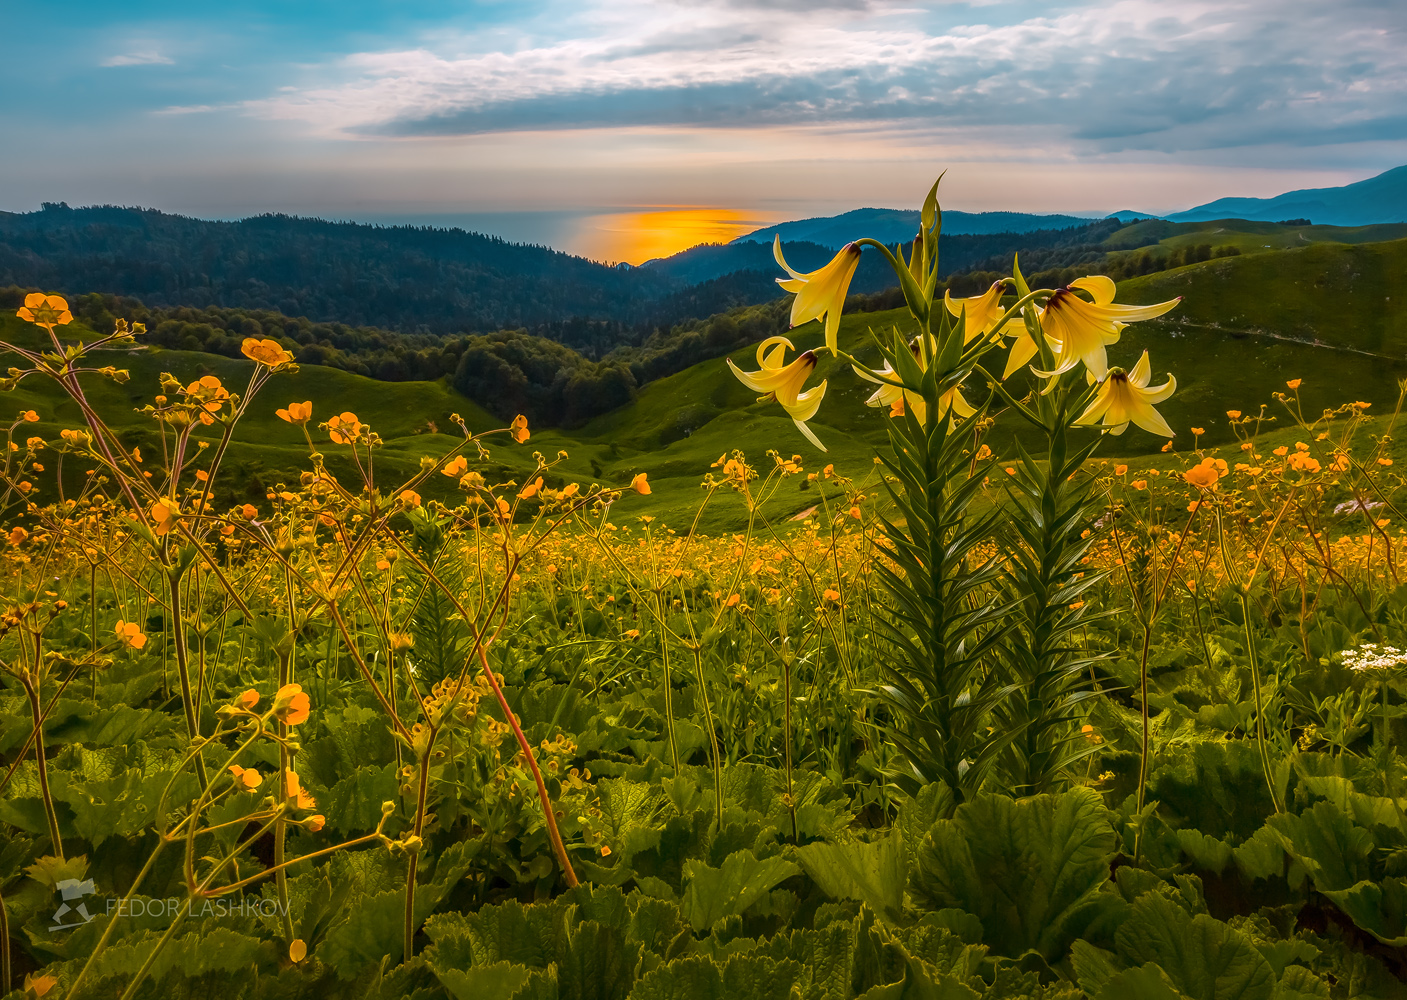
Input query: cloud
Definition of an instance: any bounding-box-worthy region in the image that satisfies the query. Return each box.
[102,51,175,68]
[244,0,1407,157]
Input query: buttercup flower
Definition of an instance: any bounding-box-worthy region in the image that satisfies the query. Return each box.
[16,293,71,327]
[277,401,312,425]
[1074,350,1176,437]
[283,770,317,810]
[1185,460,1221,489]
[773,236,861,354]
[149,501,178,536]
[632,472,651,495]
[326,412,363,445]
[511,414,530,444]
[114,619,147,649]
[273,683,311,726]
[241,338,294,368]
[727,336,829,451]
[400,489,422,507]
[944,280,1008,344]
[1036,276,1180,380]
[185,376,230,422]
[228,764,262,789]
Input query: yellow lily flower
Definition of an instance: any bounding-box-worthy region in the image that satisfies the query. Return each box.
[1002,322,1044,379]
[728,336,829,450]
[854,358,975,426]
[1035,276,1179,380]
[944,280,1008,344]
[774,236,861,355]
[1074,350,1176,437]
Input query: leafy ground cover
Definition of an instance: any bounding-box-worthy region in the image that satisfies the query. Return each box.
[5,217,1407,999]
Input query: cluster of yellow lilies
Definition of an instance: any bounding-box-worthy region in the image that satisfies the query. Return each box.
[728,235,1180,449]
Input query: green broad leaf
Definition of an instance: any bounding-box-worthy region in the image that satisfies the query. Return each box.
[320,763,399,836]
[853,955,982,1000]
[563,883,631,932]
[85,926,276,989]
[910,787,1117,962]
[1319,877,1407,947]
[297,718,397,789]
[1070,940,1125,997]
[886,921,986,982]
[416,956,537,1000]
[1297,775,1404,835]
[626,895,686,957]
[593,777,669,865]
[1149,741,1281,844]
[897,784,954,874]
[628,953,803,1000]
[1266,801,1374,892]
[555,918,640,1000]
[1177,829,1234,875]
[42,746,198,846]
[47,703,182,750]
[1095,963,1190,1000]
[795,834,905,917]
[680,850,801,932]
[1273,965,1331,999]
[423,898,570,968]
[1114,892,1275,1000]
[1232,826,1285,883]
[755,923,856,1000]
[318,841,478,979]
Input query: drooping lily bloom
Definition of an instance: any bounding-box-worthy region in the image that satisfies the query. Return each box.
[774,236,861,355]
[855,359,975,425]
[728,336,829,450]
[1074,350,1176,437]
[944,280,1008,344]
[1002,322,1044,379]
[1036,276,1180,380]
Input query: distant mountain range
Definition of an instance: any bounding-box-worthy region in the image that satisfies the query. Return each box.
[731,208,1102,250]
[728,165,1407,251]
[1166,165,1407,226]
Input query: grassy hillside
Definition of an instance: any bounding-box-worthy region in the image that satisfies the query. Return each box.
[1105,217,1407,259]
[4,235,1406,532]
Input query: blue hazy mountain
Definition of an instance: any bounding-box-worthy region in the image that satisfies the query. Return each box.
[732,208,1104,250]
[1168,165,1407,226]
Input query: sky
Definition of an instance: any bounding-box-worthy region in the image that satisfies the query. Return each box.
[3,0,1405,263]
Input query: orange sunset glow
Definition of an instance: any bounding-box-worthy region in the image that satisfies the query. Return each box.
[576,207,781,265]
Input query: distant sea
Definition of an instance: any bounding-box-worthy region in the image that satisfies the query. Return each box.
[333,207,785,265]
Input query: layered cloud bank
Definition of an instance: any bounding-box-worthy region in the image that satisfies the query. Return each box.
[249,0,1407,158]
[2,0,1404,225]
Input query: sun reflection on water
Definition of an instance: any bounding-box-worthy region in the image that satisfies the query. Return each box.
[575,207,780,265]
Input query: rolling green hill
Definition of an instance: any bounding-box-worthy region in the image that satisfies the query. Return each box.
[4,234,1406,531]
[1104,217,1407,260]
